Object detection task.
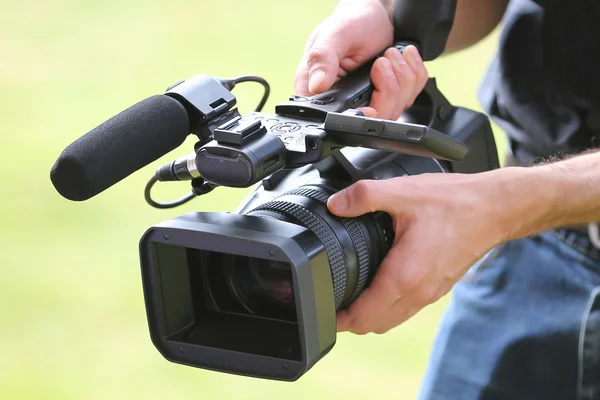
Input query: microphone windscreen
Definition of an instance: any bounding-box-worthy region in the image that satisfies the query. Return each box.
[50,95,190,201]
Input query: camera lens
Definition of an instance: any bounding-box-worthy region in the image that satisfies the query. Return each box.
[247,183,394,311]
[226,257,295,320]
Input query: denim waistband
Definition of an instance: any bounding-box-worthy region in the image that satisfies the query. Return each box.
[551,228,600,264]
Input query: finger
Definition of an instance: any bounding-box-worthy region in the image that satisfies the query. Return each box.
[371,282,444,334]
[346,232,435,335]
[372,261,455,334]
[327,178,397,217]
[371,298,420,335]
[304,22,323,54]
[335,242,409,334]
[336,308,352,332]
[401,45,429,106]
[294,25,323,96]
[306,25,351,94]
[366,56,400,120]
[294,63,311,97]
[383,47,416,118]
[356,106,378,118]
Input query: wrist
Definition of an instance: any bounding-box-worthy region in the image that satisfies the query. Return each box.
[494,151,600,241]
[478,166,559,243]
[533,151,600,226]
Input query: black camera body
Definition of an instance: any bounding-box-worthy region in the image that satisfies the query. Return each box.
[136,68,498,380]
[49,0,497,382]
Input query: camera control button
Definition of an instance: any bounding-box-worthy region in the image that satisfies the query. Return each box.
[341,109,365,117]
[289,95,309,102]
[311,96,334,105]
[272,122,301,133]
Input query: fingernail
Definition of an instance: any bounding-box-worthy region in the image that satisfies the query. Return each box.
[309,70,325,92]
[391,47,405,65]
[380,57,394,78]
[403,47,418,71]
[328,192,348,212]
[413,49,424,66]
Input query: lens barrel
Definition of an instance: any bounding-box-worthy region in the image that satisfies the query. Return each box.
[138,153,449,381]
[248,184,393,310]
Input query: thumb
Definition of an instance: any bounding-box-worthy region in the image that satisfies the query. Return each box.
[327,180,389,217]
[306,28,350,94]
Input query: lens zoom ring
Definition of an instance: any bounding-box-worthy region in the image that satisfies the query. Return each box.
[281,187,370,305]
[253,200,346,308]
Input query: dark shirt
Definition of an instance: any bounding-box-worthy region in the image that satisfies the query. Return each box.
[478,0,600,164]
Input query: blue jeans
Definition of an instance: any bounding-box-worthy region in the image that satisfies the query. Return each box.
[418,229,600,400]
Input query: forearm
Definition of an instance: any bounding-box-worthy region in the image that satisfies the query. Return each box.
[378,0,509,53]
[445,0,509,53]
[490,151,600,242]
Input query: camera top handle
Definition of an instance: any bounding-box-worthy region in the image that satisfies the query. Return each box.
[147,0,464,202]
[182,42,467,190]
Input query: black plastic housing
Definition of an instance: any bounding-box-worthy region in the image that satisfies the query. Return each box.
[276,61,373,121]
[139,212,336,381]
[324,110,468,161]
[196,132,287,187]
[438,107,500,173]
[393,0,457,61]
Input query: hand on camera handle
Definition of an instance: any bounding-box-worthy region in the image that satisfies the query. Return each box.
[293,0,429,121]
[296,43,428,121]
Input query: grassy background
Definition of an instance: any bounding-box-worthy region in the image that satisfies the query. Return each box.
[0,0,503,398]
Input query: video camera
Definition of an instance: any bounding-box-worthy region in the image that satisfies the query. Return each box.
[50,0,499,381]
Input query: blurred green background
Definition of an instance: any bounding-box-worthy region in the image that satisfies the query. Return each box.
[0,0,503,398]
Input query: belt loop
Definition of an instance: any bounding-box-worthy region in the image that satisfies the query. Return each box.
[589,223,600,249]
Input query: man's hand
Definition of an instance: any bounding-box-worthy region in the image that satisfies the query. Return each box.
[294,0,428,120]
[326,169,547,335]
[327,149,600,334]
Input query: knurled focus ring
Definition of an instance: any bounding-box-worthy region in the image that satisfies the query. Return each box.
[344,217,370,302]
[280,187,370,306]
[253,200,346,309]
[283,187,329,203]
